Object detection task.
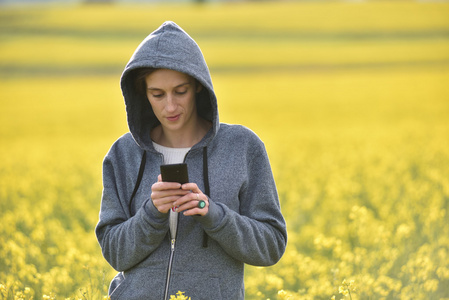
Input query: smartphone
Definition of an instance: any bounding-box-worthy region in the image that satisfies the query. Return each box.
[160,163,189,184]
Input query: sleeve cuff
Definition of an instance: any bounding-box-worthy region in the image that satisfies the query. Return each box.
[194,199,225,230]
[142,198,169,224]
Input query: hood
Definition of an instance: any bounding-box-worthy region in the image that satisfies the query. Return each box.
[120,21,219,151]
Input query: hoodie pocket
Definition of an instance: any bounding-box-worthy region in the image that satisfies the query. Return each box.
[168,270,223,300]
[108,272,124,296]
[110,269,223,300]
[110,269,166,300]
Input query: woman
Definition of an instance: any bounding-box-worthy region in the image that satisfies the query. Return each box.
[95,21,287,300]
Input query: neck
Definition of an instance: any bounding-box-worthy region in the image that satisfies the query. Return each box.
[151,118,212,148]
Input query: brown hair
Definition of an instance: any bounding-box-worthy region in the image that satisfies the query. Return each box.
[134,67,157,97]
[134,68,204,98]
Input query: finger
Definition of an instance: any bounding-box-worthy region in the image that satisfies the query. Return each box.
[152,181,182,192]
[152,193,185,213]
[151,197,174,213]
[151,191,189,209]
[175,193,209,215]
[154,203,175,214]
[152,188,189,197]
[182,201,209,216]
[181,182,203,194]
[173,191,198,209]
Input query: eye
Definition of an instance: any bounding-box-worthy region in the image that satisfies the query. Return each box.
[152,93,164,98]
[175,90,187,95]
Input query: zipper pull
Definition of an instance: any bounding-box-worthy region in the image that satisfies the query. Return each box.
[171,238,176,251]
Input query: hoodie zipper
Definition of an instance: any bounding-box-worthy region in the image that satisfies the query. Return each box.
[163,151,190,300]
[164,238,176,300]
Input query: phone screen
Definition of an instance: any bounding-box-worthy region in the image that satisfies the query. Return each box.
[160,163,189,184]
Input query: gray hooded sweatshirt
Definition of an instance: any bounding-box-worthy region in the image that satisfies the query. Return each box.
[96,21,287,300]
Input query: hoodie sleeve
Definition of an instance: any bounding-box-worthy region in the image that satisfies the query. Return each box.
[95,135,169,271]
[195,135,287,267]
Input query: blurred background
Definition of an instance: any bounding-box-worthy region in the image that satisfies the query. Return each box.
[1,0,448,299]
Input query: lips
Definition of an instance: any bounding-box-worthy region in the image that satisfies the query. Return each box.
[166,114,180,122]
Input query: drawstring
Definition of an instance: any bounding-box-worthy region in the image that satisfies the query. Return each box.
[129,150,147,216]
[202,146,210,248]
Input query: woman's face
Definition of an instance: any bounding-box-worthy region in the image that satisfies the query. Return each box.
[145,69,201,134]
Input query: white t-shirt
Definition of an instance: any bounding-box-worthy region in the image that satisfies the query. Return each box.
[152,142,190,240]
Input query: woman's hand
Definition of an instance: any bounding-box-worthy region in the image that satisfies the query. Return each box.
[151,175,189,213]
[175,182,209,217]
[151,175,209,216]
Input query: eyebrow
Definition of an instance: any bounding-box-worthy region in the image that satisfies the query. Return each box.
[148,82,191,91]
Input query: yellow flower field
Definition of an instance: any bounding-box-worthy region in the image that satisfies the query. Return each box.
[1,1,449,299]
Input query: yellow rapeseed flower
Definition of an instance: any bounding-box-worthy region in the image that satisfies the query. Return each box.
[169,291,191,300]
[339,286,349,296]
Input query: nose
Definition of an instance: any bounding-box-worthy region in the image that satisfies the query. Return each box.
[165,94,177,112]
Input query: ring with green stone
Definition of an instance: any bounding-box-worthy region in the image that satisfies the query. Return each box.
[198,200,206,209]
